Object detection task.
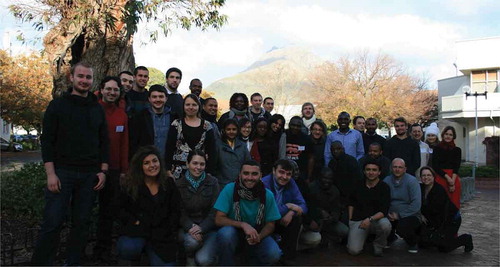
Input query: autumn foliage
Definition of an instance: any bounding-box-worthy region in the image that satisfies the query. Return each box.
[310,51,437,128]
[0,50,52,132]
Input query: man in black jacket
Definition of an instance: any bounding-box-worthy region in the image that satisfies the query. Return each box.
[129,85,176,161]
[32,62,109,266]
[383,117,420,176]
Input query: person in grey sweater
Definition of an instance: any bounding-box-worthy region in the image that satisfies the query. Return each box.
[383,158,422,254]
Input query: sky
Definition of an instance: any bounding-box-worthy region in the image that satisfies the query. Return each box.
[1,0,499,94]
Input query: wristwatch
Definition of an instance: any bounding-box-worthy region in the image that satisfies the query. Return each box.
[368,216,373,222]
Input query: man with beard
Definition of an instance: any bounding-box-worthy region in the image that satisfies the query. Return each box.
[358,142,391,179]
[214,161,282,266]
[201,97,220,139]
[324,111,364,165]
[119,71,134,93]
[263,97,274,114]
[164,67,184,117]
[129,85,176,160]
[362,117,386,154]
[126,66,149,116]
[32,62,109,266]
[384,117,420,176]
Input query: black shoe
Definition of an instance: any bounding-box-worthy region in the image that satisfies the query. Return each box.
[464,234,474,252]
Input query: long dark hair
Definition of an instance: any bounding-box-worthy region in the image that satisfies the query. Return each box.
[123,146,169,201]
[238,117,252,139]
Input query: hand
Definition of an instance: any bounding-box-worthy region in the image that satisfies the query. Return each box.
[188,224,202,236]
[309,220,320,231]
[359,218,370,230]
[421,215,428,225]
[448,184,455,193]
[280,212,294,227]
[241,222,259,244]
[286,203,303,216]
[94,172,106,191]
[120,173,126,185]
[388,212,399,221]
[47,173,61,193]
[166,170,173,178]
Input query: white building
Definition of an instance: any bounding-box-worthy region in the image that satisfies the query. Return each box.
[437,37,500,165]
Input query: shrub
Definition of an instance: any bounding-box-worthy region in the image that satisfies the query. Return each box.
[1,162,46,226]
[459,165,499,178]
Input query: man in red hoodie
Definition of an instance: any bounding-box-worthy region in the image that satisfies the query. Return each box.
[94,76,129,264]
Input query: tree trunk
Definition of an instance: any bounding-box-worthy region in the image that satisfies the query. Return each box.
[43,0,135,98]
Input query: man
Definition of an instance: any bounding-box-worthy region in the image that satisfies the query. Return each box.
[214,160,282,266]
[327,141,362,222]
[410,123,431,171]
[32,62,109,266]
[347,159,391,257]
[119,71,134,93]
[263,97,274,113]
[201,97,220,139]
[304,167,348,247]
[94,76,129,263]
[358,142,391,179]
[165,67,184,117]
[301,102,316,135]
[129,84,175,160]
[362,117,386,154]
[383,117,420,176]
[262,159,307,264]
[126,66,150,116]
[249,93,271,122]
[383,158,422,253]
[189,78,203,100]
[324,111,364,164]
[285,116,315,186]
[353,116,365,133]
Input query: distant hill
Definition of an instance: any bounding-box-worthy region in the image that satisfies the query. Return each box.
[206,46,324,107]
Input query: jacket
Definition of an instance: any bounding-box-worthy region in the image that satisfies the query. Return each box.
[98,99,129,172]
[262,174,308,216]
[213,138,251,186]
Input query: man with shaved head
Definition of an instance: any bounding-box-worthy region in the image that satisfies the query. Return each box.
[383,158,422,254]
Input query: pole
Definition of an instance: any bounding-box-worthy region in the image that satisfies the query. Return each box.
[473,94,478,179]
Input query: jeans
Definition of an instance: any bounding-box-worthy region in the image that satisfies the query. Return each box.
[95,169,121,255]
[117,236,176,266]
[179,230,218,265]
[347,218,392,255]
[216,226,282,266]
[31,168,99,266]
[274,215,302,260]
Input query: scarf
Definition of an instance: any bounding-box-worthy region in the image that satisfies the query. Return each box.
[185,170,206,191]
[230,107,248,117]
[302,114,317,131]
[233,177,266,230]
[438,140,456,150]
[201,109,217,123]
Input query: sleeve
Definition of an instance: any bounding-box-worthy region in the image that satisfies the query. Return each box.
[383,138,392,160]
[213,184,232,214]
[165,121,178,170]
[199,182,220,233]
[264,190,282,222]
[399,178,422,218]
[41,100,58,163]
[356,133,365,160]
[205,128,216,175]
[179,202,195,232]
[290,180,308,214]
[167,179,181,233]
[120,113,129,173]
[98,107,110,164]
[452,147,461,175]
[278,133,287,159]
[410,141,420,175]
[431,146,446,178]
[324,134,333,166]
[128,113,139,160]
[380,184,391,216]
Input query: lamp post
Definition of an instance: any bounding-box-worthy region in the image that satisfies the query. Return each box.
[462,85,488,179]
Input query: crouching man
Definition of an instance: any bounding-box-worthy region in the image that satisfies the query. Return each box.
[347,159,391,257]
[214,160,282,265]
[262,159,307,265]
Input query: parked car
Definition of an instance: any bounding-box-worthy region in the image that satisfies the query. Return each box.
[1,138,23,152]
[11,134,24,142]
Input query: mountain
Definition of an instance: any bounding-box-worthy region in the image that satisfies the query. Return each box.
[205,46,324,106]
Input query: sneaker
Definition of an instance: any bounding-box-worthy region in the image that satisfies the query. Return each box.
[408,244,418,253]
[373,246,383,257]
[464,234,474,252]
[385,234,398,248]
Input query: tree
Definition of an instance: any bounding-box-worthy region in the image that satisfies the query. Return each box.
[147,67,165,88]
[0,50,52,133]
[9,0,227,97]
[310,51,437,127]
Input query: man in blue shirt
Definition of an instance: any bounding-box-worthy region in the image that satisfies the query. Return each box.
[262,159,307,264]
[214,160,282,265]
[324,111,364,165]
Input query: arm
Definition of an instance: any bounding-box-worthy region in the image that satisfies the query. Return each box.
[44,162,60,193]
[120,114,129,174]
[258,221,275,242]
[400,179,422,218]
[198,182,220,233]
[205,128,217,175]
[410,141,420,175]
[307,151,315,182]
[278,133,286,159]
[41,101,60,193]
[164,121,178,171]
[324,134,332,166]
[215,211,259,241]
[356,133,365,160]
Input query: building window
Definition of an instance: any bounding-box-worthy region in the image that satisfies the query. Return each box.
[471,69,499,93]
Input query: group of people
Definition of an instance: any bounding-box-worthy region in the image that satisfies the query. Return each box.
[31,62,473,266]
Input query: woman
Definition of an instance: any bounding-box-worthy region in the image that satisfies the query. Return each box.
[175,150,219,266]
[250,117,276,176]
[238,117,253,152]
[117,146,180,266]
[214,118,251,188]
[301,102,316,135]
[217,93,250,128]
[269,114,287,159]
[309,120,327,180]
[431,126,462,209]
[419,167,473,253]
[166,94,216,179]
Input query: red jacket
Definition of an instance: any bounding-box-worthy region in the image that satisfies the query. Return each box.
[99,99,129,173]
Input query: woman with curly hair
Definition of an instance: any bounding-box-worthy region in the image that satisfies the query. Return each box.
[217,93,250,128]
[117,146,180,265]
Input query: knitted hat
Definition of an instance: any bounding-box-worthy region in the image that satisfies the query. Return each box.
[425,122,439,137]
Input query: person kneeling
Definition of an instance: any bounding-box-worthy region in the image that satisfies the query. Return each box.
[347,159,391,257]
[214,160,282,266]
[262,159,307,265]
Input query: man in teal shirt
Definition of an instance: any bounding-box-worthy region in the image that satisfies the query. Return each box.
[214,160,282,265]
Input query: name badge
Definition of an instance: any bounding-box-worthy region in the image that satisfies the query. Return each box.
[116,126,124,132]
[298,146,305,151]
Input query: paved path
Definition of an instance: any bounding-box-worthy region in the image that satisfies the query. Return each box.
[0,150,42,171]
